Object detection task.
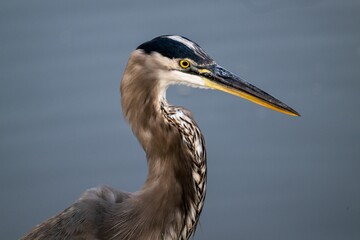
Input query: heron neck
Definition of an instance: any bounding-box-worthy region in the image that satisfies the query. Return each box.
[120,54,207,239]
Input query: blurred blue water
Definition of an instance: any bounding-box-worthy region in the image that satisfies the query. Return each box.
[1,1,359,239]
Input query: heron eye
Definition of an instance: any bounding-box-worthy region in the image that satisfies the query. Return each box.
[179,60,191,69]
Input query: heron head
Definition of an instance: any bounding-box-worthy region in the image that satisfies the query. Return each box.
[136,35,299,117]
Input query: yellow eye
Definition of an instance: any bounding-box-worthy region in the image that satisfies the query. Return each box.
[179,60,191,69]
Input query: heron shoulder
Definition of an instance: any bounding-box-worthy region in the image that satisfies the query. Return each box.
[21,186,132,240]
[79,185,132,204]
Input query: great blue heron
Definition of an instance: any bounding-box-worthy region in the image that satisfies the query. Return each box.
[22,35,299,240]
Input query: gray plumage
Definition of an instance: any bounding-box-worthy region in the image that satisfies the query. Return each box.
[22,35,299,240]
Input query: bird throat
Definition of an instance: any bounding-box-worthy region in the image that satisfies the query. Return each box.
[120,55,207,239]
[160,102,207,239]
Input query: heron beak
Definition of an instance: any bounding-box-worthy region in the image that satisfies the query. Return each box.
[198,65,300,116]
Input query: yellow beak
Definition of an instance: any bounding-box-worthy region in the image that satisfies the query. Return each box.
[199,65,300,117]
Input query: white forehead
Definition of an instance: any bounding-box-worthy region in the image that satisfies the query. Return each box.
[165,35,198,51]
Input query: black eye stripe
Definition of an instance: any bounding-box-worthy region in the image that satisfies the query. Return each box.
[137,36,214,65]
